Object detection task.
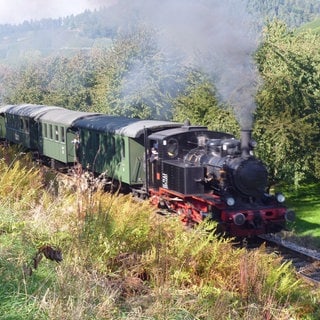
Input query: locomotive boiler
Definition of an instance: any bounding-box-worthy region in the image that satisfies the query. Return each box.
[184,130,268,200]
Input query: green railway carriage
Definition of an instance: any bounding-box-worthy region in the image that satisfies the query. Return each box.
[36,109,98,164]
[73,115,181,186]
[0,104,63,149]
[0,105,14,139]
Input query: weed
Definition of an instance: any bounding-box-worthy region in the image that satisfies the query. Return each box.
[0,150,319,319]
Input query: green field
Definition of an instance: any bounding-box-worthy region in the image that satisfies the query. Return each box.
[285,183,320,247]
[298,17,320,33]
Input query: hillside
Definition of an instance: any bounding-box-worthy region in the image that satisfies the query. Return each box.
[0,28,109,63]
[247,0,320,28]
[0,1,319,65]
[0,9,115,64]
[298,16,320,33]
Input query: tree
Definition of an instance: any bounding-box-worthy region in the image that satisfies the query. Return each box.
[1,54,96,110]
[2,59,49,104]
[172,70,239,135]
[254,21,320,186]
[90,27,185,120]
[43,54,96,111]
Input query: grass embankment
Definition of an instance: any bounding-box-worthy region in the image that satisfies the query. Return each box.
[284,183,320,248]
[0,147,319,319]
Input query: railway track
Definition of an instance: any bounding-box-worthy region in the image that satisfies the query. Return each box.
[259,234,320,286]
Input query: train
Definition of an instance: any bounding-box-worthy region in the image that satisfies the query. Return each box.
[0,104,295,237]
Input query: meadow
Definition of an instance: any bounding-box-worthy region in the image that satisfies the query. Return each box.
[0,148,319,319]
[285,183,320,248]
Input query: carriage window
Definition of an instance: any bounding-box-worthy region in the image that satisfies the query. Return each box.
[20,119,23,130]
[44,123,48,138]
[49,125,53,139]
[60,127,65,143]
[55,125,59,141]
[121,138,125,158]
[24,119,29,132]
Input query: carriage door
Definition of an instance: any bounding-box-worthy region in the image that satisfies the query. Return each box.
[148,139,161,189]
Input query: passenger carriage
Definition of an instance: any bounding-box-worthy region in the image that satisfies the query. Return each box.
[73,115,181,186]
[36,108,98,166]
[0,104,63,149]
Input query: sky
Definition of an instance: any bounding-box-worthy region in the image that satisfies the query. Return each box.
[0,0,115,25]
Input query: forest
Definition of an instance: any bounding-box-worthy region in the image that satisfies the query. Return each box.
[0,1,319,188]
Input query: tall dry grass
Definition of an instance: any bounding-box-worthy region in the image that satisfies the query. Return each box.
[0,152,43,210]
[0,147,319,319]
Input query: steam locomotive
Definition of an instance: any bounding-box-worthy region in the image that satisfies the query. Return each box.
[0,104,294,237]
[146,123,294,237]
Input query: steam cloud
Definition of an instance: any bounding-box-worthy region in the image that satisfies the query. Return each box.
[102,0,260,129]
[1,0,260,128]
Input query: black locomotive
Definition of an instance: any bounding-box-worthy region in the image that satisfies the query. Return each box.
[147,125,294,237]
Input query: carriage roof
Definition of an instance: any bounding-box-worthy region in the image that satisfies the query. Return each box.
[0,104,63,118]
[73,115,182,138]
[36,108,99,126]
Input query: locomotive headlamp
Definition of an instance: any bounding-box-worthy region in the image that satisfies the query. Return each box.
[285,210,295,222]
[276,193,286,203]
[226,197,235,206]
[250,140,257,148]
[233,213,246,226]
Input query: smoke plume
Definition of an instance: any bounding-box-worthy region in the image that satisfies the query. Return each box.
[96,0,260,128]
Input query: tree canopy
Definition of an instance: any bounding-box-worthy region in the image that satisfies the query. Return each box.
[0,11,319,186]
[254,21,320,185]
[172,70,239,135]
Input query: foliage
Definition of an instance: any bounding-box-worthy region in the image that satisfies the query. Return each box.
[90,27,185,119]
[254,20,320,186]
[247,0,320,29]
[1,27,185,120]
[0,151,319,319]
[298,17,320,34]
[2,54,96,110]
[172,70,240,136]
[284,183,320,248]
[0,146,44,210]
[0,245,50,320]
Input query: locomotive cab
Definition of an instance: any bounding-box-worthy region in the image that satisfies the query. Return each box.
[146,125,233,194]
[148,138,161,189]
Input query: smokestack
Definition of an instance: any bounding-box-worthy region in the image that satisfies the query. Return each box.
[240,129,252,158]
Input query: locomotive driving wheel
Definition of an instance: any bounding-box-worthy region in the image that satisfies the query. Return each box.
[178,205,202,227]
